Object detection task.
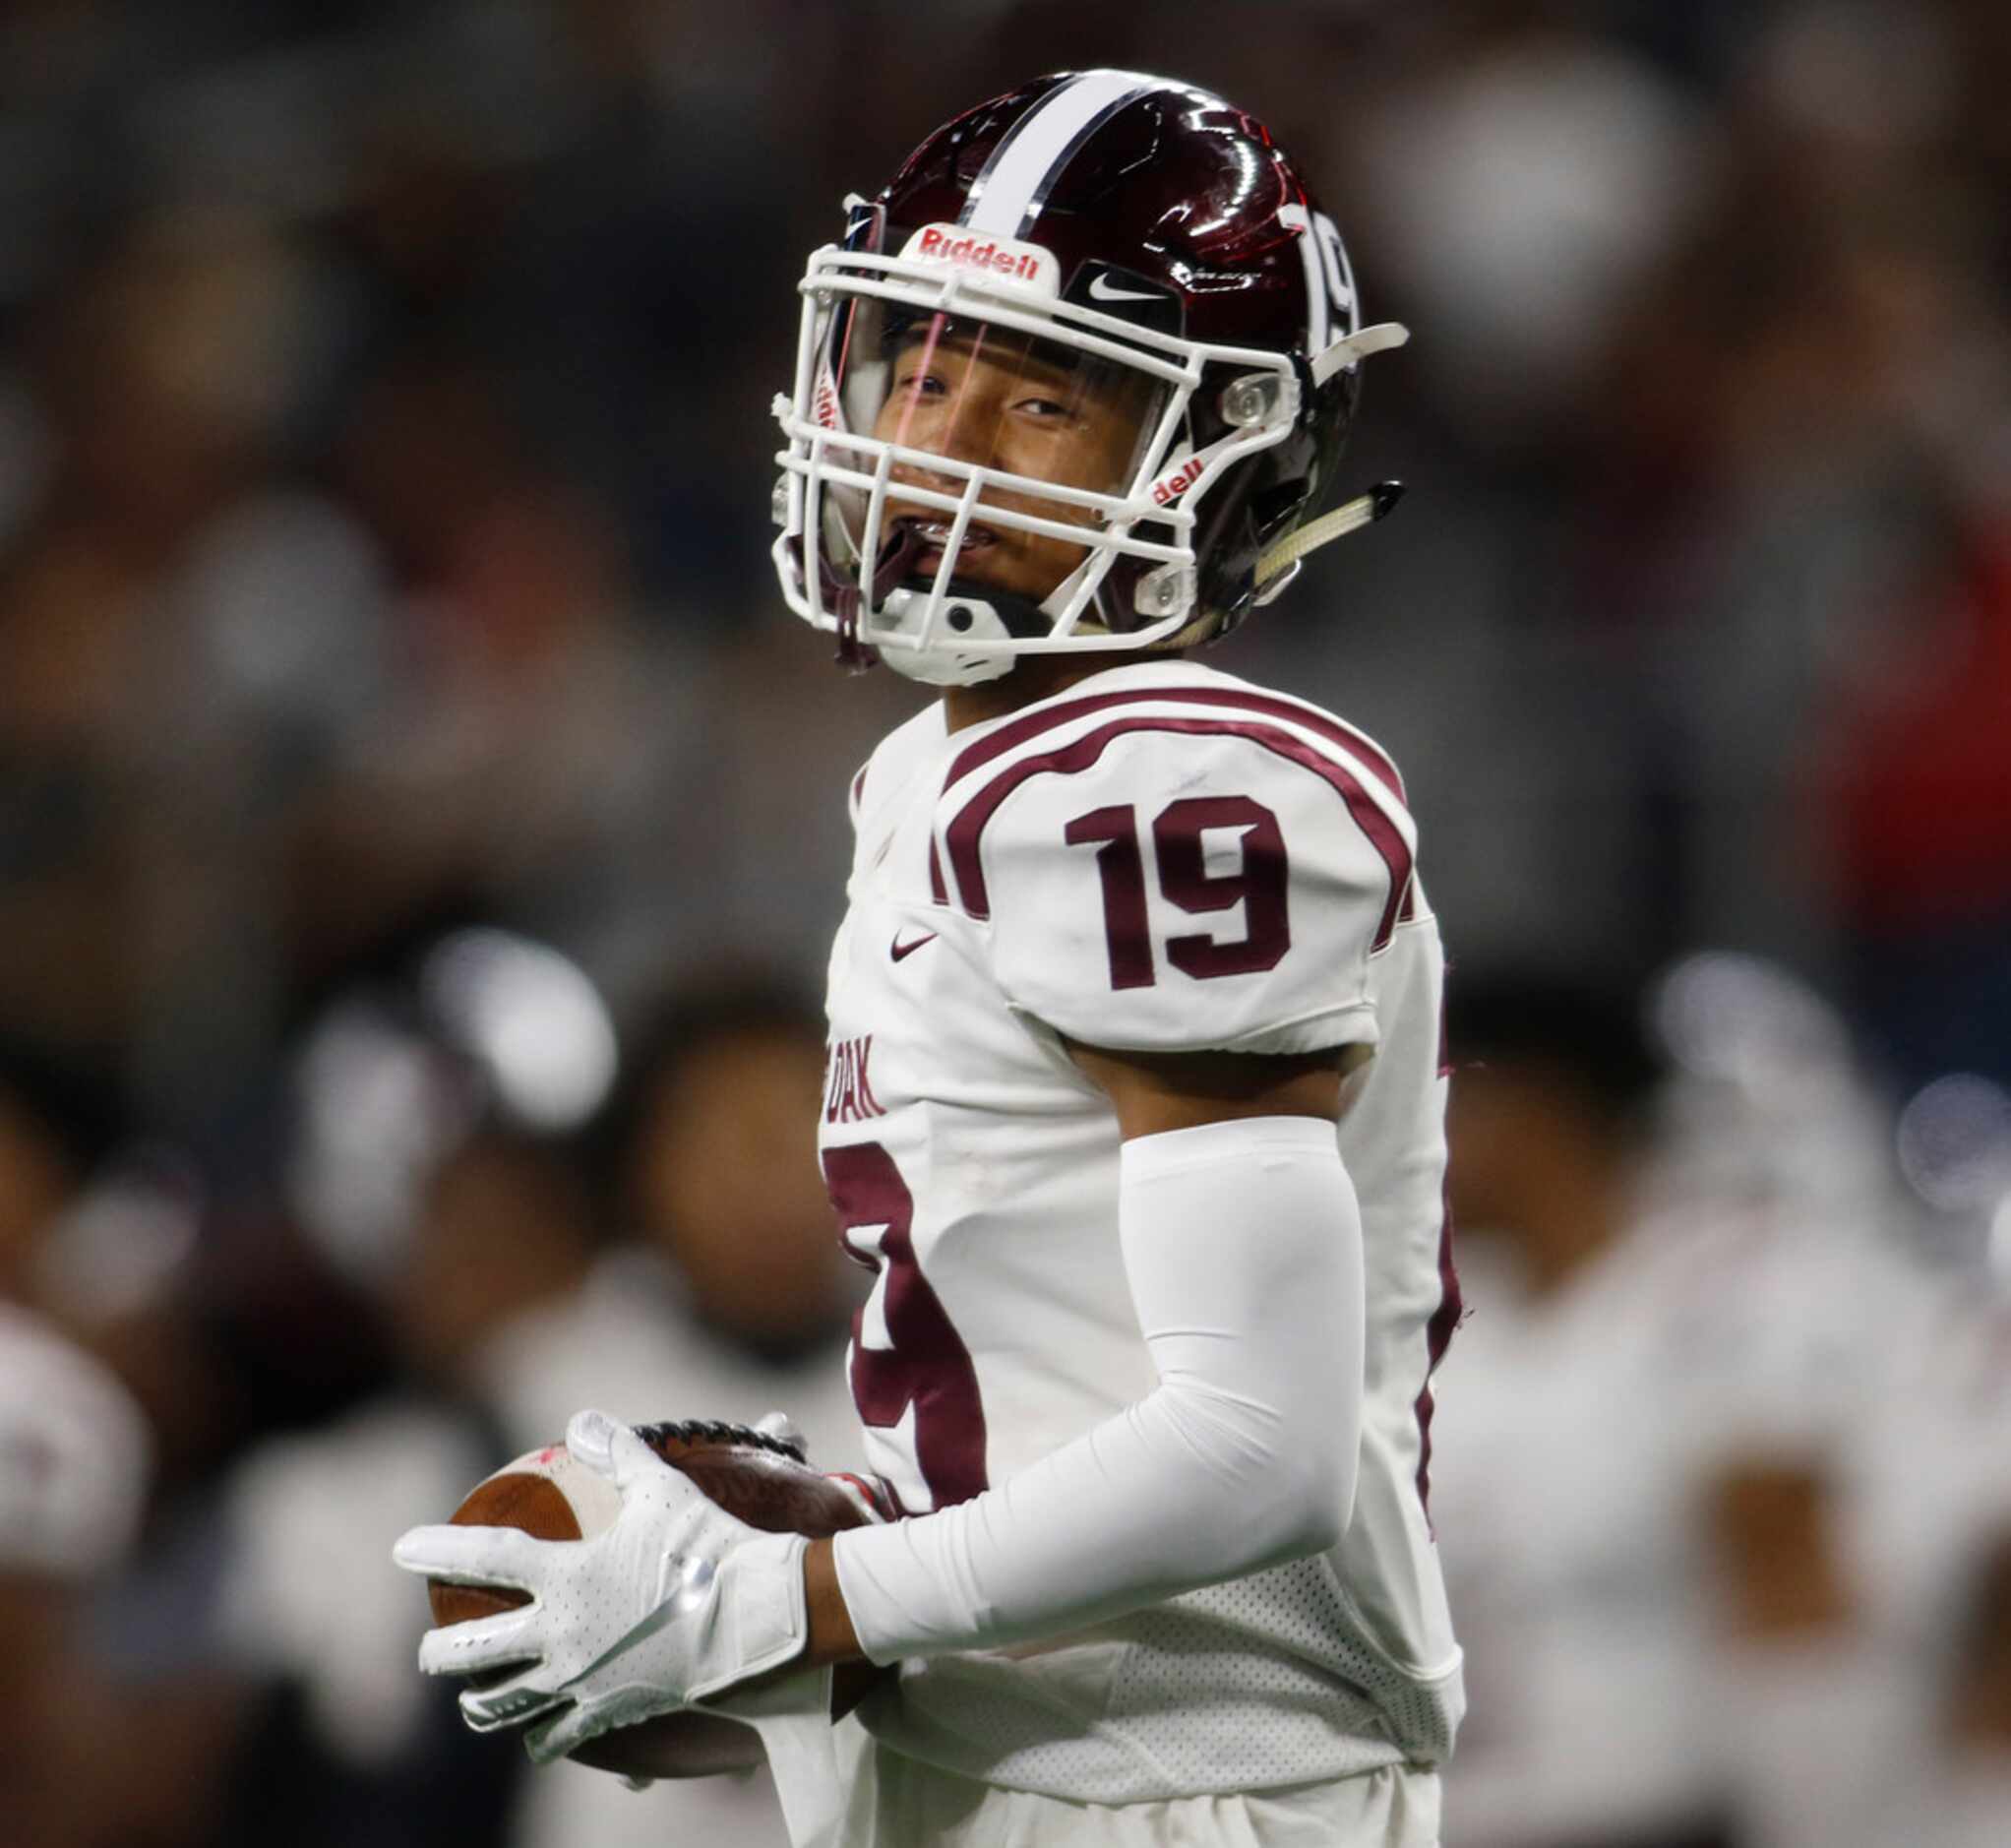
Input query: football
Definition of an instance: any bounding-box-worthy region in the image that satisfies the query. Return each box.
[427,1419,884,1778]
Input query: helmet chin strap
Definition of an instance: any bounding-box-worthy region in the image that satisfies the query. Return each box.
[1252,479,1406,604]
[871,577,1049,688]
[871,529,1111,687]
[823,524,927,668]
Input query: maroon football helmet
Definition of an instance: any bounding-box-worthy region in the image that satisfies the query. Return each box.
[771,70,1408,685]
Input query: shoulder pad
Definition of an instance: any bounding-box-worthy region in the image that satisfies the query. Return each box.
[931,683,1417,1053]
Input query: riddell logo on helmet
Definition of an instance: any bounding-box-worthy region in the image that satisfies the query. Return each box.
[900,224,1058,294]
[1152,457,1205,505]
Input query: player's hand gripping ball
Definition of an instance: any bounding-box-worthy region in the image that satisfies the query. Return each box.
[419,1417,884,1778]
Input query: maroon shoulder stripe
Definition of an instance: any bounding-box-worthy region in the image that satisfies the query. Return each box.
[946,685,1407,806]
[945,715,1413,949]
[850,761,870,813]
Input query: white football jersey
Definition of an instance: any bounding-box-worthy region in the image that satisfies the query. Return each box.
[819,658,1464,1803]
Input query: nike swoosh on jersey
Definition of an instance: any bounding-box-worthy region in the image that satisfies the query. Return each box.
[889,931,941,962]
[1086,272,1161,303]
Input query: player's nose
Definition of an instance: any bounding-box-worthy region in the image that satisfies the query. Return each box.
[886,447,989,526]
[888,394,994,472]
[888,454,962,502]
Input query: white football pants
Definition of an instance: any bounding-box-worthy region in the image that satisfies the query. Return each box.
[836,1737,1441,1847]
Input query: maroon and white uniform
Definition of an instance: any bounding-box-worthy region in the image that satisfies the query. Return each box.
[820,658,1463,1803]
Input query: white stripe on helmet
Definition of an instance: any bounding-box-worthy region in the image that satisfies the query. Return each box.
[961,70,1155,239]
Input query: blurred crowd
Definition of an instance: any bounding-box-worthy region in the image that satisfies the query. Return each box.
[1,2,2007,1845]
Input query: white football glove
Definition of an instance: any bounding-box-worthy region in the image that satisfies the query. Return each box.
[392,1407,813,1762]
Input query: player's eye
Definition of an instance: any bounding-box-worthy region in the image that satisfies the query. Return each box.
[893,370,946,400]
[1015,395,1074,420]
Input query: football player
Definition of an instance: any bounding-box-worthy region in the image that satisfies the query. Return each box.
[397,70,1462,1847]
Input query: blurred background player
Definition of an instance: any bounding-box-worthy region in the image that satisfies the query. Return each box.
[0,1305,154,1848]
[220,953,858,1848]
[1430,975,1717,1846]
[1434,957,2011,1848]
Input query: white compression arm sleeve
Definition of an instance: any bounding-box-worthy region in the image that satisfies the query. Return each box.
[830,1114,1366,1662]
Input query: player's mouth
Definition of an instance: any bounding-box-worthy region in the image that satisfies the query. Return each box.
[897,517,999,560]
[894,517,1008,588]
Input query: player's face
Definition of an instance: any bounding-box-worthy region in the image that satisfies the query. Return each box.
[874,319,1157,603]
